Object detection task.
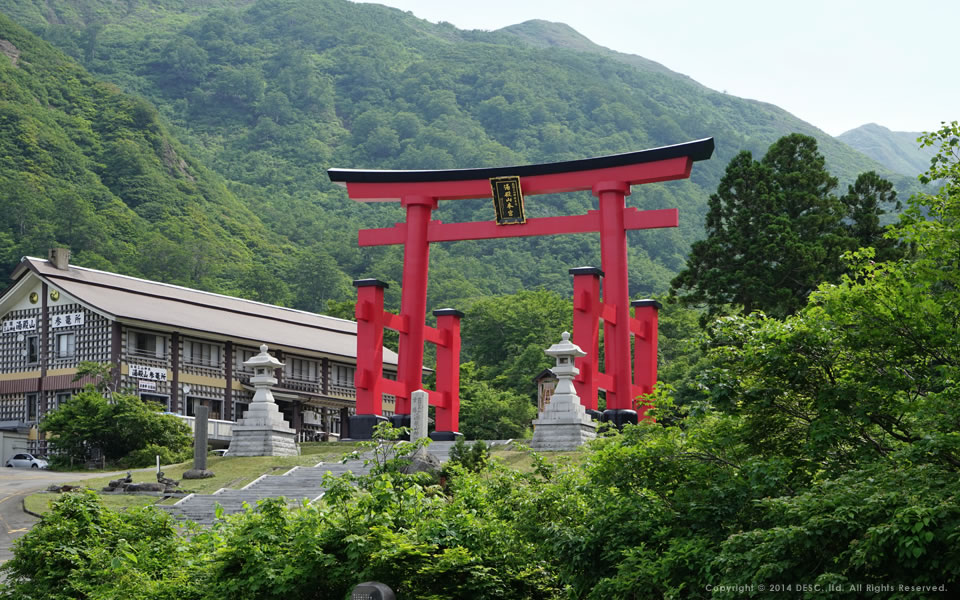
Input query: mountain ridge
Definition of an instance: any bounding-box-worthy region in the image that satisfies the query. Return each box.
[493,19,699,85]
[0,0,917,313]
[837,122,936,177]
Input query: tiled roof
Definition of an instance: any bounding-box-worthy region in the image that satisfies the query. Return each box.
[14,257,397,365]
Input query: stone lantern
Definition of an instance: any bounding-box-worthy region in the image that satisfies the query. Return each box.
[530,332,597,450]
[247,344,282,398]
[227,344,298,456]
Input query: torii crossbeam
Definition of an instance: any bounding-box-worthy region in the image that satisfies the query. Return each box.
[329,138,714,439]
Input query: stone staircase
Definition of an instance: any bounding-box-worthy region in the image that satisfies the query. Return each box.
[162,441,460,525]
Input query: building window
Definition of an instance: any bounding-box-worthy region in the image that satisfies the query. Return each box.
[130,331,165,358]
[140,393,169,411]
[334,364,355,387]
[56,332,76,358]
[234,402,249,420]
[289,358,318,381]
[26,335,39,365]
[55,392,72,408]
[238,349,257,370]
[186,397,223,420]
[184,341,220,367]
[26,393,38,421]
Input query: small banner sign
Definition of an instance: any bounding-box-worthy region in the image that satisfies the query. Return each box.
[51,312,84,328]
[490,176,526,225]
[138,379,158,392]
[2,317,37,334]
[129,364,168,382]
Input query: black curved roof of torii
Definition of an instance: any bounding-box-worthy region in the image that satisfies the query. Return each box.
[328,137,714,184]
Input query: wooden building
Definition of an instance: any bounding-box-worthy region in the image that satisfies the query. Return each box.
[0,250,398,458]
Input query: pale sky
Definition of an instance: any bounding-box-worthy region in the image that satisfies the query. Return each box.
[357,0,956,136]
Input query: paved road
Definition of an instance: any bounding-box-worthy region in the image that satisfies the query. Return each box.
[0,467,125,565]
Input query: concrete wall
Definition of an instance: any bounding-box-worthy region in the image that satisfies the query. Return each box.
[0,430,30,464]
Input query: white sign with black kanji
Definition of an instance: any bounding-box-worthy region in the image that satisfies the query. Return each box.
[51,312,85,329]
[2,317,37,334]
[129,364,168,382]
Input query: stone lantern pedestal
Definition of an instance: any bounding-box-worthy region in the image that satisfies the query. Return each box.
[530,332,597,450]
[227,344,298,457]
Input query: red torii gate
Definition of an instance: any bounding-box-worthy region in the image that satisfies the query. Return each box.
[328,138,714,439]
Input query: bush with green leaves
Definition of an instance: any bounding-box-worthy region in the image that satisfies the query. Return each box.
[41,388,192,468]
[458,366,536,440]
[447,437,490,473]
[0,490,201,600]
[119,443,191,469]
[5,417,960,598]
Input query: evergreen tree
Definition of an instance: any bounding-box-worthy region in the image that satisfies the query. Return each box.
[671,134,895,320]
[841,170,903,262]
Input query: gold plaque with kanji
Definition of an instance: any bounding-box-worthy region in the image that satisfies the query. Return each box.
[490,176,526,225]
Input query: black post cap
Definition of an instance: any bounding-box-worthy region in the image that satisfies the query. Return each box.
[569,266,604,277]
[600,408,639,428]
[353,278,390,288]
[432,308,464,318]
[631,299,662,310]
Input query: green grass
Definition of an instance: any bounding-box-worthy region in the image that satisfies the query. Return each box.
[25,443,360,515]
[489,449,585,472]
[25,492,159,515]
[25,442,585,516]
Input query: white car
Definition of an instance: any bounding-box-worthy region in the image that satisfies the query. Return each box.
[5,453,49,469]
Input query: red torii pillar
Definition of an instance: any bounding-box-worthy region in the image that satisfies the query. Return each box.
[632,299,662,420]
[352,277,463,439]
[570,269,663,423]
[329,138,713,437]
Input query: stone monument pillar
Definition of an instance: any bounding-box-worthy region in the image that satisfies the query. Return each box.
[227,344,298,456]
[183,405,215,479]
[530,332,597,450]
[410,389,429,442]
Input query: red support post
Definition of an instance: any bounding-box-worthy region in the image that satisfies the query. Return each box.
[396,195,438,421]
[594,180,636,424]
[569,267,603,412]
[631,299,661,422]
[351,279,390,438]
[431,308,463,440]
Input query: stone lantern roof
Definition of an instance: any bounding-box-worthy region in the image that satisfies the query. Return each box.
[243,343,284,370]
[544,331,586,360]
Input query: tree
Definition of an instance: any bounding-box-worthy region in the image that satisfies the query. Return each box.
[288,244,351,312]
[461,289,572,399]
[671,134,895,320]
[160,36,209,88]
[693,122,960,475]
[669,151,782,317]
[841,170,903,262]
[457,363,536,440]
[41,386,191,467]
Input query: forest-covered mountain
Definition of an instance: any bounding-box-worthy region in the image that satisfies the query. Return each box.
[837,123,937,177]
[0,12,294,296]
[0,0,913,313]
